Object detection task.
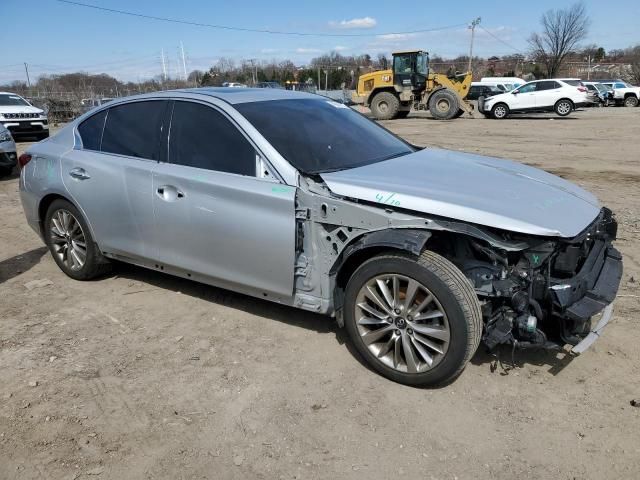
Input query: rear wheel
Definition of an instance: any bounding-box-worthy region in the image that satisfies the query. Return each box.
[554,99,573,116]
[624,95,639,107]
[491,103,509,119]
[45,199,111,280]
[344,251,482,387]
[370,91,400,120]
[429,89,460,120]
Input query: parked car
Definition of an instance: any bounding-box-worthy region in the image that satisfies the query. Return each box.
[479,79,590,119]
[582,82,611,105]
[222,82,247,88]
[0,92,49,139]
[467,83,503,101]
[18,88,622,386]
[598,80,640,107]
[255,81,284,89]
[479,77,526,92]
[0,123,17,177]
[80,97,115,114]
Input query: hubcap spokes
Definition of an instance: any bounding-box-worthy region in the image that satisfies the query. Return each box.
[355,274,450,374]
[50,209,87,271]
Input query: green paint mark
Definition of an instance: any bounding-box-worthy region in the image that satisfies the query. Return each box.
[375,192,401,207]
[272,186,292,194]
[532,254,540,265]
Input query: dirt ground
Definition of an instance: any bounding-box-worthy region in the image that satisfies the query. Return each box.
[1,107,639,480]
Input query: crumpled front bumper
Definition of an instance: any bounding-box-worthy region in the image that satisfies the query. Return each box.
[550,241,623,352]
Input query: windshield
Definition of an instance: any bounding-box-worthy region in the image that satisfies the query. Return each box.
[0,94,30,107]
[594,84,608,92]
[563,80,582,86]
[236,99,415,174]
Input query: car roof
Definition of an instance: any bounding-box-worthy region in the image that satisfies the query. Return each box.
[0,91,26,95]
[98,87,321,105]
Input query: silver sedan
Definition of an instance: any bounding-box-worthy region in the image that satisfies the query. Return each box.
[19,88,622,386]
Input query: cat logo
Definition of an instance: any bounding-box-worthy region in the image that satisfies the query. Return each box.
[382,75,391,82]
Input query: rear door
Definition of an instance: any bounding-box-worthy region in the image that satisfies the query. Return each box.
[62,100,168,260]
[534,80,562,108]
[152,99,296,297]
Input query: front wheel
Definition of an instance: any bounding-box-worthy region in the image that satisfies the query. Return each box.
[624,96,639,107]
[344,251,482,387]
[554,99,573,116]
[491,103,509,119]
[369,91,400,120]
[429,89,460,120]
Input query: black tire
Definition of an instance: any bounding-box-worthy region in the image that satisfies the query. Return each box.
[491,102,509,119]
[554,98,573,117]
[344,250,482,387]
[370,91,400,120]
[0,166,13,177]
[624,95,639,107]
[396,110,410,119]
[429,89,460,120]
[44,199,111,280]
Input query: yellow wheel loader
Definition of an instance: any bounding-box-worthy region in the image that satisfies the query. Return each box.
[352,50,474,120]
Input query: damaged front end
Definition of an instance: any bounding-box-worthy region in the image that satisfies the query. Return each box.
[450,208,622,353]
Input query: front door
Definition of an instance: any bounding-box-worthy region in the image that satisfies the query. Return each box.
[510,82,538,110]
[152,100,296,298]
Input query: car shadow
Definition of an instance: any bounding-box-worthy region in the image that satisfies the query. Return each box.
[106,262,579,386]
[471,343,575,376]
[0,246,48,284]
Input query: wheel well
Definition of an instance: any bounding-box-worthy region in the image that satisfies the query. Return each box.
[556,98,574,107]
[38,193,71,236]
[624,92,638,98]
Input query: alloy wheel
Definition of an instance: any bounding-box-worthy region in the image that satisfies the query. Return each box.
[49,209,87,271]
[354,274,450,374]
[557,101,572,115]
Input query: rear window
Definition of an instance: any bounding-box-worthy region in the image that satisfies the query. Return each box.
[101,101,167,160]
[236,99,414,174]
[78,110,107,151]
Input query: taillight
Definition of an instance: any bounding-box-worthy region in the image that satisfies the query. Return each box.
[577,86,587,92]
[18,153,32,170]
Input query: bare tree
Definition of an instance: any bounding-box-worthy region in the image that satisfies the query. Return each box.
[529,2,590,78]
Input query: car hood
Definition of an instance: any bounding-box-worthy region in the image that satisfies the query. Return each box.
[0,105,43,115]
[320,148,601,238]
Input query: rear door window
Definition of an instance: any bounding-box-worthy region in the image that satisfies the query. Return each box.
[101,100,167,160]
[78,109,107,151]
[536,81,560,91]
[168,101,256,176]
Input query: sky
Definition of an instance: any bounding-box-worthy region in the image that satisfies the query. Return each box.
[1,0,639,83]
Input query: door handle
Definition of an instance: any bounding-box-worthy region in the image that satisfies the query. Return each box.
[69,167,91,180]
[156,185,185,201]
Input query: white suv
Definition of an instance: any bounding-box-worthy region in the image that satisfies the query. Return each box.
[0,92,49,139]
[479,79,590,119]
[599,81,640,107]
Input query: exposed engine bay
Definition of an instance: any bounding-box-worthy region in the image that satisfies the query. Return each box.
[437,208,622,352]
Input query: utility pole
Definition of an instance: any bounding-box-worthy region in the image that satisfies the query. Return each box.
[180,41,188,81]
[325,66,329,92]
[585,54,591,80]
[468,17,481,73]
[24,62,31,88]
[317,67,320,91]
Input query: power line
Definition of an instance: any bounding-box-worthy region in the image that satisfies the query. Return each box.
[478,26,524,54]
[54,0,467,37]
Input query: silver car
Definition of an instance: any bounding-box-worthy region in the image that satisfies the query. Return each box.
[0,123,17,177]
[19,88,622,386]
